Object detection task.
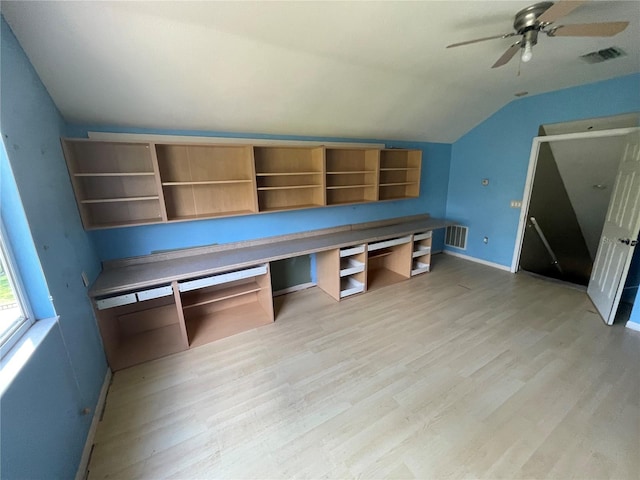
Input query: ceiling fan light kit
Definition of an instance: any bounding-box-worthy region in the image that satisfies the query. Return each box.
[446,0,630,69]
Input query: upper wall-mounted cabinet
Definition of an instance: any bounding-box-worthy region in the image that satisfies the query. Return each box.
[61,139,422,230]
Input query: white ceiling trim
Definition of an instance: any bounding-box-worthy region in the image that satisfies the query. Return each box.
[87,132,385,149]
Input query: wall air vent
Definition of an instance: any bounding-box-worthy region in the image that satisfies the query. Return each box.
[580,46,626,64]
[445,225,468,250]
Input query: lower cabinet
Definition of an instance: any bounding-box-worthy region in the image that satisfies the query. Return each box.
[94,264,274,370]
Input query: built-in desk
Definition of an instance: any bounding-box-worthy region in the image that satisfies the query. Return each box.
[89,215,449,370]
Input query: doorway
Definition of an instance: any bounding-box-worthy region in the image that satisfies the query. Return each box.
[512,113,640,323]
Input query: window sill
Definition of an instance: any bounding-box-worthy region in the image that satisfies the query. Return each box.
[0,317,58,397]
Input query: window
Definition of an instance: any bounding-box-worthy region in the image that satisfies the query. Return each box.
[0,223,33,357]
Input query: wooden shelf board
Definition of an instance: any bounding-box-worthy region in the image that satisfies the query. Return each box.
[368,251,393,260]
[81,196,160,204]
[326,184,374,190]
[256,172,322,176]
[186,302,273,347]
[326,171,376,175]
[367,267,408,292]
[259,203,323,212]
[257,185,323,191]
[111,323,186,370]
[182,282,261,309]
[327,199,373,207]
[167,210,255,222]
[379,182,419,187]
[87,217,163,230]
[162,180,252,186]
[379,168,419,172]
[74,172,155,177]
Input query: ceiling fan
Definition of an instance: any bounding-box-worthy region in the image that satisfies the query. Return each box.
[446,0,629,68]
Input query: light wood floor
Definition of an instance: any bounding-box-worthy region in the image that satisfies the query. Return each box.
[87,255,640,480]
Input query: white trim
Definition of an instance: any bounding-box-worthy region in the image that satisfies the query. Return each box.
[625,321,640,332]
[75,368,112,480]
[443,250,512,272]
[87,132,385,149]
[273,282,316,297]
[510,126,640,273]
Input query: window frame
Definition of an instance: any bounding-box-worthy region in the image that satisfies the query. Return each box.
[0,222,35,359]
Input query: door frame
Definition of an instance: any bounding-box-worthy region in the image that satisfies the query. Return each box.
[510,126,639,273]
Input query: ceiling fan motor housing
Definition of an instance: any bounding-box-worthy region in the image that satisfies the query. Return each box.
[514,1,555,46]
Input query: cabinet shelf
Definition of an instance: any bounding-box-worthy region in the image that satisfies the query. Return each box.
[162,180,252,186]
[167,210,255,222]
[326,184,374,190]
[257,185,322,191]
[340,277,365,298]
[259,203,323,213]
[182,282,262,309]
[80,196,160,204]
[368,250,393,260]
[74,172,155,177]
[380,182,419,187]
[379,168,419,172]
[256,172,321,176]
[110,323,186,370]
[327,171,376,175]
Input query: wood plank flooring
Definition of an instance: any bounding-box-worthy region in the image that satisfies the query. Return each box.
[87,255,640,479]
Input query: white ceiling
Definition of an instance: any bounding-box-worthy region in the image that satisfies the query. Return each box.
[2,1,639,143]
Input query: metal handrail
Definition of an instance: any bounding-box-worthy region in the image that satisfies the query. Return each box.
[529,216,563,273]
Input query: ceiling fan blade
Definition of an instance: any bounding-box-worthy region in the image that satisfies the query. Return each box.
[537,0,587,24]
[446,33,515,48]
[492,43,521,68]
[549,22,629,37]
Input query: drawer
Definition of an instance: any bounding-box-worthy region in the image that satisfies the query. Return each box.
[412,245,431,258]
[178,264,268,293]
[339,257,365,277]
[340,277,364,298]
[367,235,411,252]
[95,293,137,310]
[414,231,432,241]
[339,244,365,257]
[136,285,173,301]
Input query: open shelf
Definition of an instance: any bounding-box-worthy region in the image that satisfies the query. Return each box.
[378,150,421,200]
[325,148,378,205]
[368,249,393,260]
[411,260,430,276]
[256,172,320,176]
[182,281,262,309]
[95,297,188,371]
[81,199,163,229]
[185,302,273,347]
[74,172,156,177]
[340,277,365,298]
[80,196,159,204]
[366,268,407,291]
[163,182,257,221]
[380,182,419,187]
[257,185,323,191]
[166,210,255,222]
[326,184,372,190]
[327,170,376,175]
[340,257,365,277]
[162,180,252,186]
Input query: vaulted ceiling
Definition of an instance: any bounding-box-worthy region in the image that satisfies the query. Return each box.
[2,1,639,143]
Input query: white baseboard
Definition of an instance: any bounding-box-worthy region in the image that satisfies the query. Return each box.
[443,250,512,272]
[76,368,112,480]
[273,282,316,297]
[625,321,640,332]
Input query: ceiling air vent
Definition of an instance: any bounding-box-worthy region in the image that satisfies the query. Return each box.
[580,46,626,64]
[445,225,468,250]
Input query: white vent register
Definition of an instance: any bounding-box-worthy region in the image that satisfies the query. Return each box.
[445,225,468,250]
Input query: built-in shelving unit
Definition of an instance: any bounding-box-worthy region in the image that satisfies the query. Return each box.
[178,264,274,348]
[254,146,326,211]
[325,148,379,206]
[411,231,432,276]
[316,244,366,300]
[62,139,422,229]
[156,144,258,221]
[379,149,421,201]
[62,139,165,229]
[366,236,412,291]
[93,283,188,370]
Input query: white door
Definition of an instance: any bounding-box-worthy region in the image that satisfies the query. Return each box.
[588,130,640,325]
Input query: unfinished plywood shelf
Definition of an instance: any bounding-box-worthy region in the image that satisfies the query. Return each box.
[379,150,421,201]
[254,146,325,211]
[180,264,274,348]
[156,144,258,221]
[325,148,379,206]
[62,139,165,229]
[62,139,422,229]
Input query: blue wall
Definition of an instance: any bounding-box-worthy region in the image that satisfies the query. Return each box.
[66,126,451,261]
[0,17,108,479]
[446,73,640,267]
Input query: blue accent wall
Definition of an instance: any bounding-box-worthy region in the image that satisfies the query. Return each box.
[446,73,640,268]
[1,16,107,479]
[66,127,451,261]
